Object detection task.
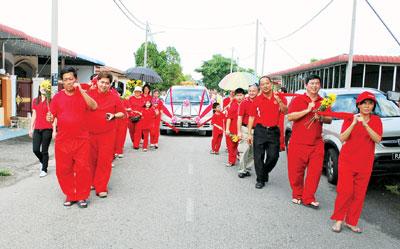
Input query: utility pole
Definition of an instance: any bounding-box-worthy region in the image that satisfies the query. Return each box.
[144,21,149,68]
[345,0,357,89]
[254,19,259,76]
[51,0,58,88]
[261,37,266,76]
[230,47,234,73]
[237,57,240,72]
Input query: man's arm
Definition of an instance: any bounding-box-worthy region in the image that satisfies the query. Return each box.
[287,102,314,122]
[74,83,97,110]
[247,116,255,145]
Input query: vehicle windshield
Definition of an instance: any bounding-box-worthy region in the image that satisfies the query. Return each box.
[331,93,400,118]
[165,88,209,104]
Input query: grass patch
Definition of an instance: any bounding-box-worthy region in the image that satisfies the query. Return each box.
[0,168,12,177]
[385,184,400,196]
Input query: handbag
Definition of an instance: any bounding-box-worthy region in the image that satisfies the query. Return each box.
[130,116,141,123]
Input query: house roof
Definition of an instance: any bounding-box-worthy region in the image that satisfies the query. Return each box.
[0,23,104,66]
[269,54,400,77]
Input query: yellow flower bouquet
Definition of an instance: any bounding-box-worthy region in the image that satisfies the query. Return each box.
[306,93,336,128]
[230,134,239,143]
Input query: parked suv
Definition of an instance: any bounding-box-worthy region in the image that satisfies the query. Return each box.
[285,88,400,184]
[160,86,213,136]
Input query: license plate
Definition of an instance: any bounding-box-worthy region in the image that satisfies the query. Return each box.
[183,122,189,128]
[392,153,400,160]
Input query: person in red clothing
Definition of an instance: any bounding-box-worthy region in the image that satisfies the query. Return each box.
[237,84,259,178]
[150,90,164,149]
[47,67,97,208]
[29,81,56,178]
[140,100,156,152]
[128,86,145,149]
[222,91,235,150]
[287,74,332,207]
[247,76,288,189]
[210,102,224,154]
[142,84,152,102]
[225,88,245,167]
[331,92,382,233]
[114,90,130,158]
[87,72,125,198]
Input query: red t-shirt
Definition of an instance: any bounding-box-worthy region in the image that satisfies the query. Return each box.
[227,100,240,134]
[87,90,125,134]
[249,93,287,127]
[128,96,145,117]
[152,99,164,121]
[211,111,225,135]
[141,108,156,129]
[142,94,152,103]
[223,97,233,118]
[339,115,382,173]
[288,94,323,145]
[50,89,89,141]
[32,97,53,130]
[238,97,255,126]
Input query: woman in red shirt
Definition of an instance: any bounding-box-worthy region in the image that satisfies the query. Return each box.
[210,102,224,154]
[331,91,383,233]
[142,84,152,102]
[150,90,164,149]
[29,83,55,178]
[140,100,156,151]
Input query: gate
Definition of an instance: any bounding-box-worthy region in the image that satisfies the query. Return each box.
[16,79,32,117]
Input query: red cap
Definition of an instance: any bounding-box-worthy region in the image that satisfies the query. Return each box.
[356,91,376,104]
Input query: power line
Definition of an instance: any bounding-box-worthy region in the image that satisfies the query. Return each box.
[112,0,146,30]
[364,0,400,48]
[270,0,335,42]
[118,0,147,26]
[149,21,255,31]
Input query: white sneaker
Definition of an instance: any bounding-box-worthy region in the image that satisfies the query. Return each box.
[39,171,47,178]
[112,163,115,168]
[118,154,124,158]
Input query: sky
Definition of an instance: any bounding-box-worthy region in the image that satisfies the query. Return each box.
[1,0,400,80]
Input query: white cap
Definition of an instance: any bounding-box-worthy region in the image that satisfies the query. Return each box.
[134,86,142,92]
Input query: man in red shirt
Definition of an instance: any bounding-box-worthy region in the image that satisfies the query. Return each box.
[237,84,259,178]
[225,88,245,166]
[287,74,332,208]
[47,67,97,208]
[87,72,125,198]
[247,76,288,189]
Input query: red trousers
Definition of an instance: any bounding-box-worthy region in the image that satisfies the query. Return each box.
[89,131,116,194]
[55,138,91,201]
[331,166,371,226]
[226,136,238,164]
[211,133,223,152]
[115,118,128,155]
[142,129,150,149]
[287,141,324,204]
[150,119,161,144]
[129,121,142,148]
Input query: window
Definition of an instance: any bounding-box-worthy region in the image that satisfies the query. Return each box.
[396,66,400,92]
[351,64,363,87]
[328,67,334,88]
[364,65,379,88]
[165,88,209,104]
[339,65,346,88]
[380,66,394,93]
[333,66,340,88]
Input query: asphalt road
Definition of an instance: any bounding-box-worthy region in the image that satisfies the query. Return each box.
[0,134,399,249]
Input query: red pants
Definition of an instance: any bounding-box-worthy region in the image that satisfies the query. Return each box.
[226,136,238,164]
[115,118,128,155]
[331,166,371,226]
[279,114,285,151]
[287,141,324,204]
[142,129,150,149]
[129,121,142,149]
[55,138,91,201]
[150,119,161,144]
[211,133,223,152]
[89,131,116,194]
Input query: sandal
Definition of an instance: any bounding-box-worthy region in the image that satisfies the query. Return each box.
[331,221,342,233]
[303,201,320,209]
[97,192,108,198]
[63,200,75,207]
[291,198,302,205]
[345,224,362,234]
[77,200,88,208]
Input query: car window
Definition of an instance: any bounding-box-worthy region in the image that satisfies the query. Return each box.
[165,89,209,104]
[331,93,400,118]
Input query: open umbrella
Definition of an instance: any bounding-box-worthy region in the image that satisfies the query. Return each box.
[218,72,258,90]
[125,67,163,83]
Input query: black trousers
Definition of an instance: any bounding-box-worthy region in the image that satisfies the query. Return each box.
[253,124,280,183]
[32,129,53,172]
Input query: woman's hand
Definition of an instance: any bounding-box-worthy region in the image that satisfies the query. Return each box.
[28,129,33,138]
[52,130,57,140]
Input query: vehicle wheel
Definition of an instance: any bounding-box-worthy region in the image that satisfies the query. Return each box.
[325,148,338,185]
[206,131,212,136]
[160,129,167,135]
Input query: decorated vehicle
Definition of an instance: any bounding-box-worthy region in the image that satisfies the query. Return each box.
[160,85,214,135]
